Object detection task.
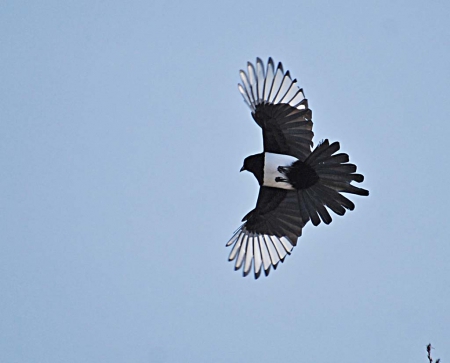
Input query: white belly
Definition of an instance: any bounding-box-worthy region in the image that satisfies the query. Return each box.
[263,152,297,190]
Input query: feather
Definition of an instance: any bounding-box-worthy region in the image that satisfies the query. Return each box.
[228,233,244,261]
[256,58,265,103]
[235,235,248,270]
[243,236,254,277]
[253,235,263,278]
[264,235,281,266]
[315,163,357,174]
[270,235,287,260]
[304,188,332,224]
[279,237,293,254]
[259,235,272,271]
[300,190,321,226]
[314,183,355,210]
[320,173,365,183]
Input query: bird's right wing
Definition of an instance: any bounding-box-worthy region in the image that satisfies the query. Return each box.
[226,186,308,279]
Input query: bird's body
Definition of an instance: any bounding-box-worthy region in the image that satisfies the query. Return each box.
[227,58,369,279]
[243,152,297,190]
[244,151,324,191]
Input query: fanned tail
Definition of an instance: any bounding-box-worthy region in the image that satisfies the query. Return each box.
[298,139,369,226]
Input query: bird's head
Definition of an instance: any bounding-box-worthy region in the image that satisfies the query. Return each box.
[240,158,249,172]
[240,153,264,184]
[240,154,260,173]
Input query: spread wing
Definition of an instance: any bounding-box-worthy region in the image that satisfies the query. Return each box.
[238,57,314,161]
[226,187,308,279]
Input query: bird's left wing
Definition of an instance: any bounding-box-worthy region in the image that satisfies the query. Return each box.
[238,57,314,161]
[226,186,308,279]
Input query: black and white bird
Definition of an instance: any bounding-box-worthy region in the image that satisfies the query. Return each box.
[226,57,369,279]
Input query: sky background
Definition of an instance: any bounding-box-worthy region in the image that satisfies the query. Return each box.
[1,1,449,362]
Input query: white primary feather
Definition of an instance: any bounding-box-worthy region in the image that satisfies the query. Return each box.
[235,234,248,270]
[238,57,306,112]
[244,236,254,275]
[227,226,295,278]
[253,236,262,276]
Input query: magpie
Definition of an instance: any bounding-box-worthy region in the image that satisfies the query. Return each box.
[226,57,369,279]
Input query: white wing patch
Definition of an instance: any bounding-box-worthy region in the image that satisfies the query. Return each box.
[263,152,298,190]
[226,225,294,278]
[238,57,307,112]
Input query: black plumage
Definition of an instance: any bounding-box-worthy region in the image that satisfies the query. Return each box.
[227,58,369,279]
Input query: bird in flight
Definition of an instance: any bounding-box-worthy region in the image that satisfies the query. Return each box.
[226,57,369,279]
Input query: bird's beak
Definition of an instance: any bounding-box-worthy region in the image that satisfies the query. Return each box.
[240,166,245,172]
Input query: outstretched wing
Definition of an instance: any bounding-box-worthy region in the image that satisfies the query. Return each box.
[226,187,308,279]
[238,58,314,161]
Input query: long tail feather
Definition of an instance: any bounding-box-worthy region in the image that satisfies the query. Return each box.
[297,140,368,223]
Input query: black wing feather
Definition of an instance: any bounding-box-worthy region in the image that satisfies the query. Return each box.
[243,186,305,244]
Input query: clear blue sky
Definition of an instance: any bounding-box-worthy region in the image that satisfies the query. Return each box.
[1,1,449,362]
